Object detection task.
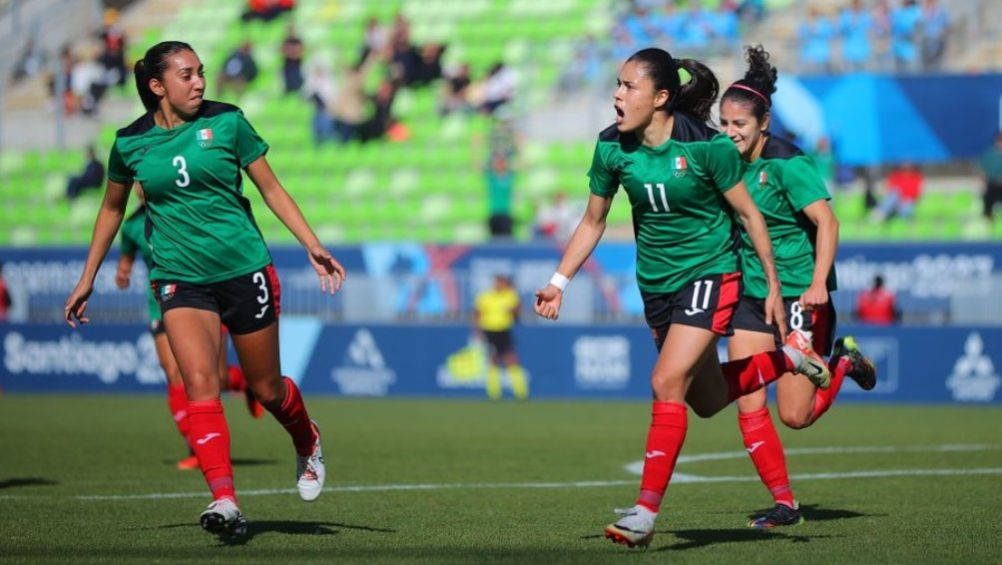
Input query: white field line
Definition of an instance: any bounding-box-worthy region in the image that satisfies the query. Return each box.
[63,443,1002,502]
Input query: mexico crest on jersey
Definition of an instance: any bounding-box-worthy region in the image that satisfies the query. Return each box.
[196,128,213,148]
[673,155,688,178]
[759,171,768,185]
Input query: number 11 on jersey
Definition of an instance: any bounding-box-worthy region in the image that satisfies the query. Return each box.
[645,183,669,212]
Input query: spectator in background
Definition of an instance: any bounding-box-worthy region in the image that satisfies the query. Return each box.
[871,0,894,71]
[977,132,1002,224]
[0,261,11,323]
[920,0,949,71]
[218,41,258,98]
[66,146,105,200]
[873,162,923,222]
[440,62,472,115]
[98,8,127,87]
[474,274,528,401]
[70,46,108,116]
[485,152,515,239]
[387,25,421,87]
[890,0,922,73]
[839,0,873,72]
[480,62,515,115]
[856,275,899,324]
[358,79,397,143]
[798,7,835,74]
[535,191,581,242]
[301,61,336,145]
[242,0,294,22]
[281,25,305,93]
[409,43,445,87]
[12,38,46,83]
[330,61,368,143]
[358,16,388,65]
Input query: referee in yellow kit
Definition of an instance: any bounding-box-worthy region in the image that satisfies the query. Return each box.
[474,274,528,400]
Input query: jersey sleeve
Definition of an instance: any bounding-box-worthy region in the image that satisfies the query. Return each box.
[233,110,269,168]
[107,141,133,184]
[780,154,830,211]
[703,134,746,193]
[588,141,619,198]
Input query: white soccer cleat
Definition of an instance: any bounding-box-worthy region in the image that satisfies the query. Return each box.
[199,497,247,537]
[783,329,831,389]
[296,420,326,502]
[604,505,656,548]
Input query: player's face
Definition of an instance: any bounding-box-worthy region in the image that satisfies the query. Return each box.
[614,60,668,133]
[720,98,767,159]
[154,49,205,118]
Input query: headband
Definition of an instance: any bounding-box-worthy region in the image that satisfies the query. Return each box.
[729,83,771,107]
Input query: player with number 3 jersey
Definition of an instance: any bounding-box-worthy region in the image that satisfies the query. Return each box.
[64,41,347,539]
[720,46,877,529]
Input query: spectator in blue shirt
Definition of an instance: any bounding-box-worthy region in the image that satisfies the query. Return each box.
[890,0,922,73]
[839,0,873,72]
[920,0,949,70]
[798,7,835,74]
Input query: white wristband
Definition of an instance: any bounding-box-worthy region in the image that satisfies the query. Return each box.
[549,272,570,292]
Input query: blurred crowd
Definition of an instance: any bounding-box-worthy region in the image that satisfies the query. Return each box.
[797,0,950,74]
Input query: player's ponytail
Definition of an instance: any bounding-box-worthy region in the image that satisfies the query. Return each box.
[134,41,195,112]
[626,48,719,124]
[674,59,720,124]
[721,45,778,122]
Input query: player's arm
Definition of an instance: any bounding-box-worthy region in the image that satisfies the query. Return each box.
[65,179,132,326]
[799,199,838,310]
[723,181,787,338]
[535,193,612,320]
[115,252,136,290]
[245,155,347,294]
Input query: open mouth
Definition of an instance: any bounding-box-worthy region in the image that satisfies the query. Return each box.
[615,106,624,123]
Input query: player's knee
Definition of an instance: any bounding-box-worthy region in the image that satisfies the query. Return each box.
[777,405,812,429]
[251,377,285,408]
[650,371,686,402]
[689,400,719,419]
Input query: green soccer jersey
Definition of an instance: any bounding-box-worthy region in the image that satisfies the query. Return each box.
[107,101,272,284]
[738,136,838,299]
[589,113,745,293]
[119,205,161,322]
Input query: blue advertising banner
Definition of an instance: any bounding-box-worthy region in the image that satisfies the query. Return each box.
[3,321,1000,405]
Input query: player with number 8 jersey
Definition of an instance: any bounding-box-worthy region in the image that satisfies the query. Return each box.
[64,41,347,539]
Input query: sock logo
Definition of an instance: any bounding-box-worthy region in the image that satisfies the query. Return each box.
[195,432,222,446]
[645,450,667,459]
[746,441,766,454]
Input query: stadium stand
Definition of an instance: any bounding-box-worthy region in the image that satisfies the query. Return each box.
[1,0,1000,246]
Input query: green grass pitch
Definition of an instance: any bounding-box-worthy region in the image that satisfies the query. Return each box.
[1,395,1001,563]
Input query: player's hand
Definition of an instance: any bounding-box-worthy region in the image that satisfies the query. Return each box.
[307,244,346,295]
[765,287,787,342]
[114,266,131,289]
[799,282,829,312]
[534,284,563,320]
[64,282,93,328]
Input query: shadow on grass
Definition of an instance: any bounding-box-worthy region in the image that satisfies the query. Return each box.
[795,503,886,522]
[155,520,396,546]
[658,528,838,551]
[0,477,58,490]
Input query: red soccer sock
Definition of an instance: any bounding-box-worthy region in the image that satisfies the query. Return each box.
[636,401,688,513]
[810,356,850,423]
[187,399,236,503]
[265,377,317,457]
[721,351,792,402]
[166,383,191,445]
[738,407,795,508]
[227,366,247,392]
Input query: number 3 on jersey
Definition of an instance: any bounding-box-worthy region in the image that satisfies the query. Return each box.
[644,183,669,213]
[172,155,190,187]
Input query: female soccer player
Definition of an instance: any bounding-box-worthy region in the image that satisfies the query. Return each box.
[115,193,263,472]
[64,41,346,538]
[534,48,830,549]
[720,46,876,529]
